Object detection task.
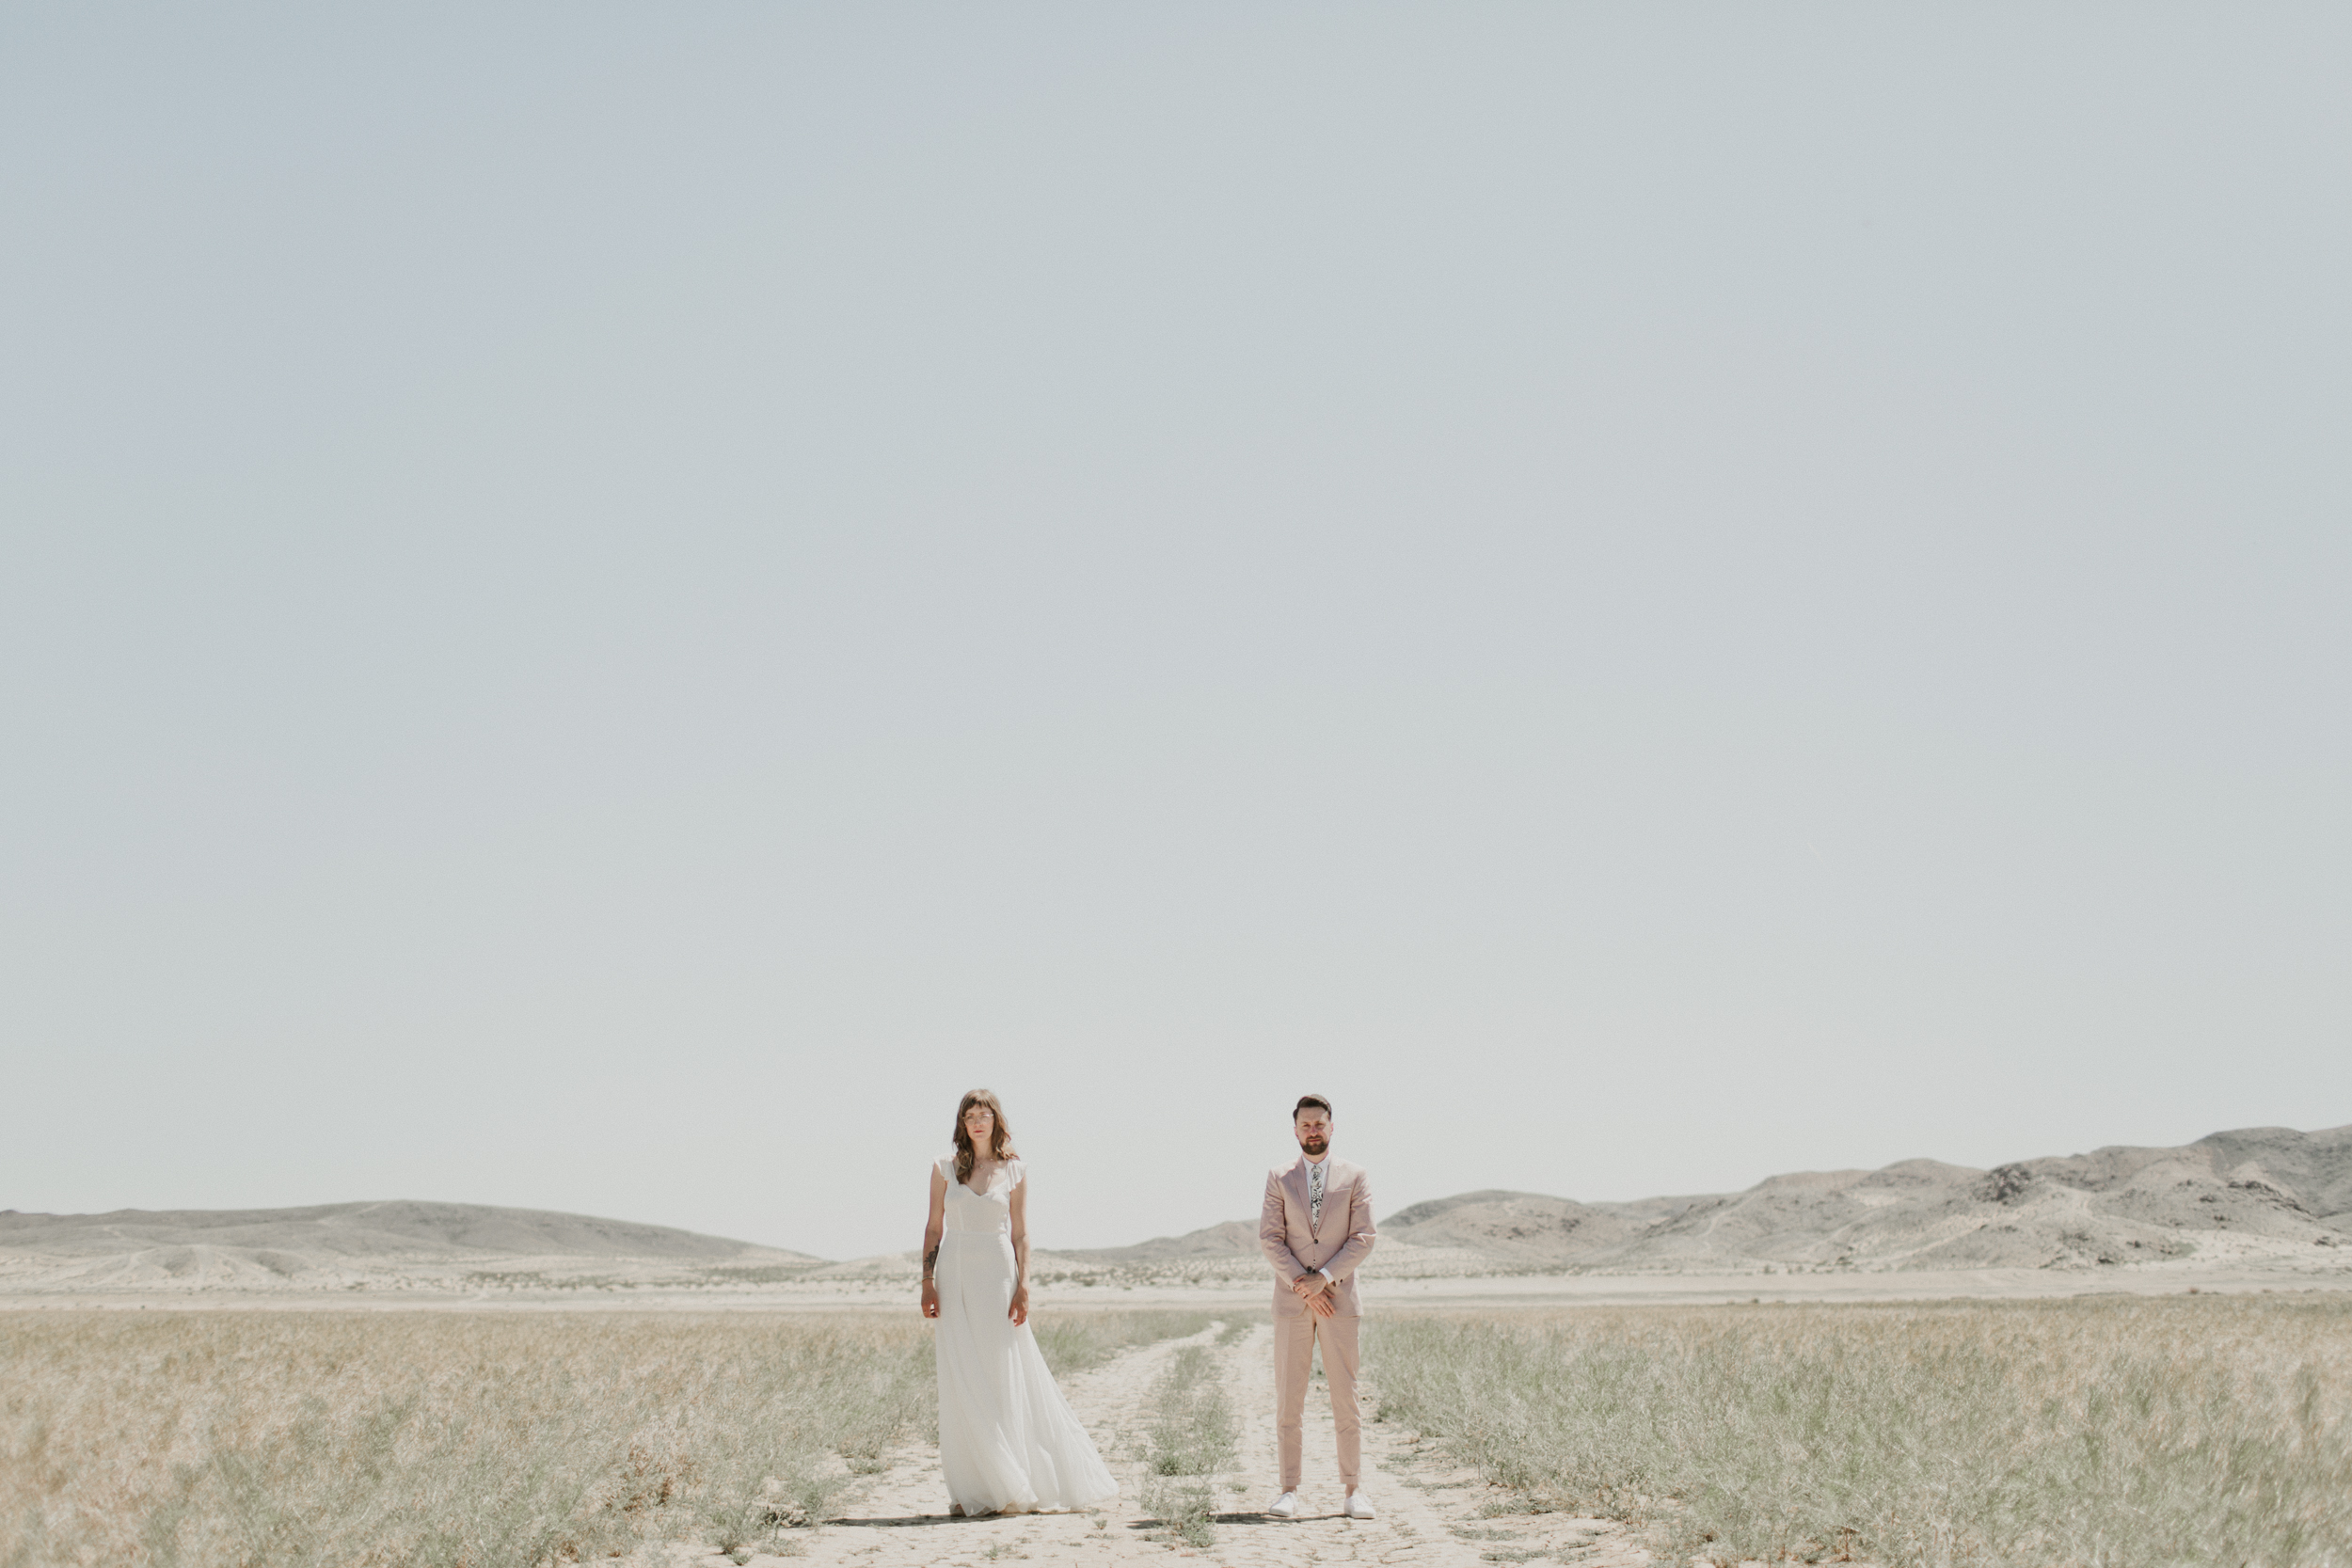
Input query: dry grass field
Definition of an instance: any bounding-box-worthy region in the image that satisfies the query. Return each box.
[1372,1293,2352,1567]
[0,1308,1209,1568]
[8,1296,2348,1568]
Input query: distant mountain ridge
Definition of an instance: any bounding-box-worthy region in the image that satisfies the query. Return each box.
[0,1200,815,1291]
[7,1125,2346,1291]
[1552,1126,2352,1273]
[1059,1124,2352,1275]
[0,1200,808,1260]
[1056,1220,1262,1264]
[1375,1188,1714,1262]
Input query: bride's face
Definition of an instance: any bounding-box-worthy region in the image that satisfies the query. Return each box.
[963,1103,996,1147]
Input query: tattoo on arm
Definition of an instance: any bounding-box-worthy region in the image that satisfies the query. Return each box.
[923,1245,939,1277]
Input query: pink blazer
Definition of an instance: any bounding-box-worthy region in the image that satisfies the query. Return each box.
[1260,1156,1376,1319]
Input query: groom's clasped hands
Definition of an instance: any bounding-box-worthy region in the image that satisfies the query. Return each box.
[1289,1271,1339,1318]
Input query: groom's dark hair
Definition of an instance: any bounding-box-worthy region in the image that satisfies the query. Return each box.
[1294,1095,1332,1119]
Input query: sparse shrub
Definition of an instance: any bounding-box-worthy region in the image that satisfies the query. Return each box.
[1137,1340,1236,1547]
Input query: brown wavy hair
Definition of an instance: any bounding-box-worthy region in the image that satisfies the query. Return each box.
[952,1088,1018,1184]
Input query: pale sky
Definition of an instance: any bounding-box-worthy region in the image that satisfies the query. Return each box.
[4,5,2347,1262]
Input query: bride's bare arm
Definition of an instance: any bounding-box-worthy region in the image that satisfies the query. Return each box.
[920,1164,946,1319]
[1007,1174,1031,1326]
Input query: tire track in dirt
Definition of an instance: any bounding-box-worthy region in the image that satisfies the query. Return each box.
[693,1317,1651,1568]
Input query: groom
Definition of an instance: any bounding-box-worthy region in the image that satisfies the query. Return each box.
[1259,1094,1377,1522]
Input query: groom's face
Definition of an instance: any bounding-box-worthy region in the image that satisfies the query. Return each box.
[1294,1109,1331,1159]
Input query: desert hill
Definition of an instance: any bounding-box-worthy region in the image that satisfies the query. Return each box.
[1485,1126,2352,1274]
[1041,1124,2352,1278]
[1052,1189,1718,1268]
[8,1125,2345,1295]
[0,1200,816,1292]
[1056,1221,1262,1263]
[1378,1189,1713,1261]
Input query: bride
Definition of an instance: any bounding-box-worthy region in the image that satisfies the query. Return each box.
[919,1089,1119,1517]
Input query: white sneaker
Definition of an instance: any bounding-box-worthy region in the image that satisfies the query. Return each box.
[1344,1491,1375,1520]
[1266,1490,1300,1519]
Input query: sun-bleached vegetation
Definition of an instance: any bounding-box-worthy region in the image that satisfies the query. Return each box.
[15,1295,2347,1567]
[1136,1340,1237,1549]
[1372,1293,2352,1568]
[1031,1310,1215,1380]
[0,1307,1204,1568]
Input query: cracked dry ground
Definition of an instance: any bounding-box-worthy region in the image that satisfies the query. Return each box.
[689,1320,1651,1568]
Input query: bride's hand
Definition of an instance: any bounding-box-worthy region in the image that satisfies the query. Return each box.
[920,1280,940,1319]
[1008,1285,1030,1326]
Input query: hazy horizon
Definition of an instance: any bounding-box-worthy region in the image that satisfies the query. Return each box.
[11,1116,2350,1264]
[5,6,2347,1260]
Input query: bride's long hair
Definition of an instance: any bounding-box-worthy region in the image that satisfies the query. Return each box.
[952,1088,1018,1184]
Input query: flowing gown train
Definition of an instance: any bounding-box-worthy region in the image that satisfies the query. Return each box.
[932,1156,1119,1514]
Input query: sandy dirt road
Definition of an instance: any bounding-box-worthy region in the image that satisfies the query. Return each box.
[691,1319,1649,1568]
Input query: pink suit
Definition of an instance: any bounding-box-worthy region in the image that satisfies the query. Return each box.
[1259,1155,1377,1493]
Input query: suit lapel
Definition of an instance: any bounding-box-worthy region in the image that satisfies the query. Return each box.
[1283,1160,1311,1236]
[1311,1162,1342,1241]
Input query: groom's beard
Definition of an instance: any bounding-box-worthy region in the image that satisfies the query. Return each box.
[1300,1137,1327,1157]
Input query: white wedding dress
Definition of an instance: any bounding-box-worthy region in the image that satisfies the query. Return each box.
[932,1156,1119,1514]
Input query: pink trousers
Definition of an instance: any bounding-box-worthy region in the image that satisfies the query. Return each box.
[1272,1309,1361,1492]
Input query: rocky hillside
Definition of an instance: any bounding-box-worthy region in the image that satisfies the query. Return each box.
[1423,1125,2352,1274]
[1084,1124,2352,1275]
